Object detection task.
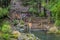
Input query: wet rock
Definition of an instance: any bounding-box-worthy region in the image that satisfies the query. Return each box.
[18,33,40,40]
[48,27,58,33]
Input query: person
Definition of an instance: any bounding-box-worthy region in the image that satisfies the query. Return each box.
[28,22,32,33]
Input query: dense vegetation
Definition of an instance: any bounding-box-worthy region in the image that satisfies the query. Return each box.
[0,0,60,40]
[0,0,10,18]
[21,0,60,26]
[0,0,11,40]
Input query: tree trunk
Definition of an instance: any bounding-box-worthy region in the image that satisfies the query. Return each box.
[46,0,51,24]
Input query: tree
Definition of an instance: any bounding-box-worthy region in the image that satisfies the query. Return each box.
[0,0,11,7]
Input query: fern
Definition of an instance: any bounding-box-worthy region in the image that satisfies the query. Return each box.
[0,7,9,18]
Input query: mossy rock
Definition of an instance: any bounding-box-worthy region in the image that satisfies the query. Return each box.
[18,33,40,40]
[12,31,21,38]
[48,27,58,34]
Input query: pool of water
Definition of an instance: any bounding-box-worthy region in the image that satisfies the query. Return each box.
[31,31,60,40]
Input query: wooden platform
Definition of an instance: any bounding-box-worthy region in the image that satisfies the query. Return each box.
[25,17,54,30]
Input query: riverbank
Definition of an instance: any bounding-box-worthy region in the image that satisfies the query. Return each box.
[31,30,60,40]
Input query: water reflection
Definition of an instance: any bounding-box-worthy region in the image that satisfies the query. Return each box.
[31,31,60,40]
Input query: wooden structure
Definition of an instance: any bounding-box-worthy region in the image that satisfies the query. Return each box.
[26,17,53,31]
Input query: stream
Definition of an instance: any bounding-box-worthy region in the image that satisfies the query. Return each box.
[31,31,60,40]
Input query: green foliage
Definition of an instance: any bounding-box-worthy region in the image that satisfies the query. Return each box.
[2,33,11,40]
[1,21,11,33]
[22,0,39,16]
[55,20,60,26]
[0,21,12,40]
[20,20,24,25]
[46,0,60,26]
[13,19,19,25]
[0,7,9,18]
[0,0,10,18]
[41,0,46,6]
[22,0,60,18]
[0,0,11,39]
[56,12,60,20]
[29,7,38,13]
[39,13,44,17]
[2,24,11,33]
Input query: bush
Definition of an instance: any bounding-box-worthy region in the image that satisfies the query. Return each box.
[55,20,60,26]
[56,13,60,20]
[2,24,11,33]
[2,33,11,40]
[0,7,9,18]
[39,13,44,17]
[0,21,12,40]
[13,19,19,25]
[1,21,11,33]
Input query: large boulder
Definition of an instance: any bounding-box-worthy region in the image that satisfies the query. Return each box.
[18,33,40,40]
[48,27,58,33]
[12,31,21,38]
